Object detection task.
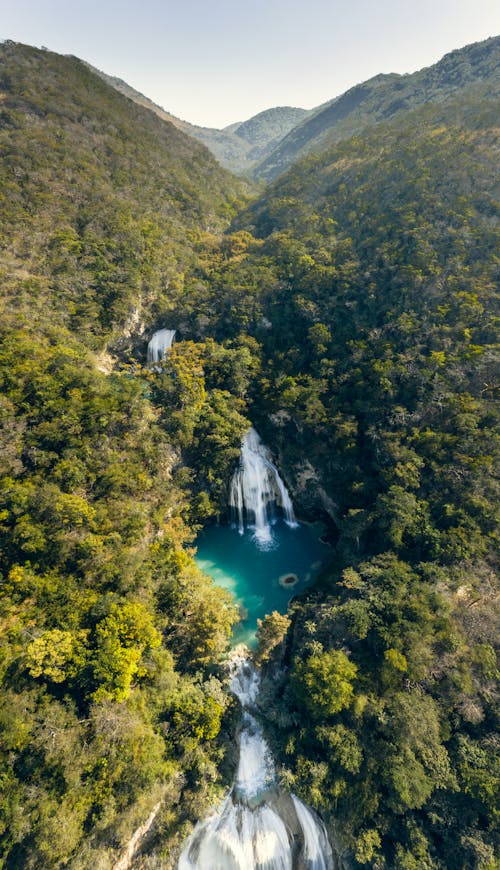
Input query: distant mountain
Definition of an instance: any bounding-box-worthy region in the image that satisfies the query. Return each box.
[86,63,308,175]
[224,105,309,163]
[189,106,310,175]
[254,35,500,181]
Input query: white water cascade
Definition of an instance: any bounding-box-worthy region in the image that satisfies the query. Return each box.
[178,650,334,870]
[146,328,176,364]
[229,428,298,545]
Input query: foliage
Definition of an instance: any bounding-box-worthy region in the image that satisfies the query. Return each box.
[26,628,86,683]
[148,337,256,513]
[238,92,499,869]
[256,611,291,663]
[0,35,498,870]
[0,41,245,345]
[0,331,238,866]
[291,650,357,717]
[255,35,500,181]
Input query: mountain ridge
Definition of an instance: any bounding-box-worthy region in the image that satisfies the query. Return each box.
[83,60,309,175]
[84,35,499,182]
[254,34,500,180]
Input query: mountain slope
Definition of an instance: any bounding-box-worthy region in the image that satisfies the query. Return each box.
[255,35,500,180]
[0,41,246,344]
[0,41,253,869]
[200,92,498,869]
[86,63,308,175]
[225,105,309,163]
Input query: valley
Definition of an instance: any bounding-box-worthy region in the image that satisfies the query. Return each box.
[0,34,498,870]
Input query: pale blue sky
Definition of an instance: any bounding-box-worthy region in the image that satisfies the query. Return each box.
[2,0,499,127]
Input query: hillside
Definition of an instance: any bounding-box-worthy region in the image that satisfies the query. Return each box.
[225,105,309,163]
[192,91,498,868]
[0,41,246,346]
[0,41,255,869]
[255,35,500,180]
[189,106,310,175]
[86,63,308,175]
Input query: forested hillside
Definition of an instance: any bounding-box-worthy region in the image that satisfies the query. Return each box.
[0,41,246,345]
[255,35,500,180]
[0,36,498,870]
[193,94,498,868]
[0,42,254,868]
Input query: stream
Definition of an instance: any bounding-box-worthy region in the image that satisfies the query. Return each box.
[178,426,335,868]
[145,335,334,868]
[178,651,334,869]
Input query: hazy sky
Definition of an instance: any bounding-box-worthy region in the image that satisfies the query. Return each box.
[2,0,499,127]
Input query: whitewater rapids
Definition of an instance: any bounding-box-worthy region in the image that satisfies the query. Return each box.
[178,650,334,870]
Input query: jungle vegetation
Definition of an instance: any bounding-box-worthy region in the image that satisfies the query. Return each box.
[0,37,498,869]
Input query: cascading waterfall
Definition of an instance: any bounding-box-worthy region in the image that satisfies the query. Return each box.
[146,328,176,364]
[178,650,334,870]
[229,428,298,545]
[290,797,333,870]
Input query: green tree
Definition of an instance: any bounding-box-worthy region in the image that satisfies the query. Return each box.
[291,649,358,718]
[92,602,161,702]
[256,611,291,663]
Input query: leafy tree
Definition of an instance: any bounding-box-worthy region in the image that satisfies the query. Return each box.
[92,602,161,702]
[291,649,358,718]
[256,611,291,663]
[26,629,87,683]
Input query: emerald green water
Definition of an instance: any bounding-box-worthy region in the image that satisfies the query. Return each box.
[195,520,330,647]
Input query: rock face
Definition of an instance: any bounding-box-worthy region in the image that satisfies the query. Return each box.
[121,307,145,339]
[258,416,340,528]
[293,461,339,525]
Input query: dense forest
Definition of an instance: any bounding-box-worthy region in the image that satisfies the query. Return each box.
[254,35,500,181]
[0,37,499,869]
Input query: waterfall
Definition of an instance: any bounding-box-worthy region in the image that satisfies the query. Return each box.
[229,428,298,545]
[291,797,334,870]
[178,650,334,870]
[146,328,176,364]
